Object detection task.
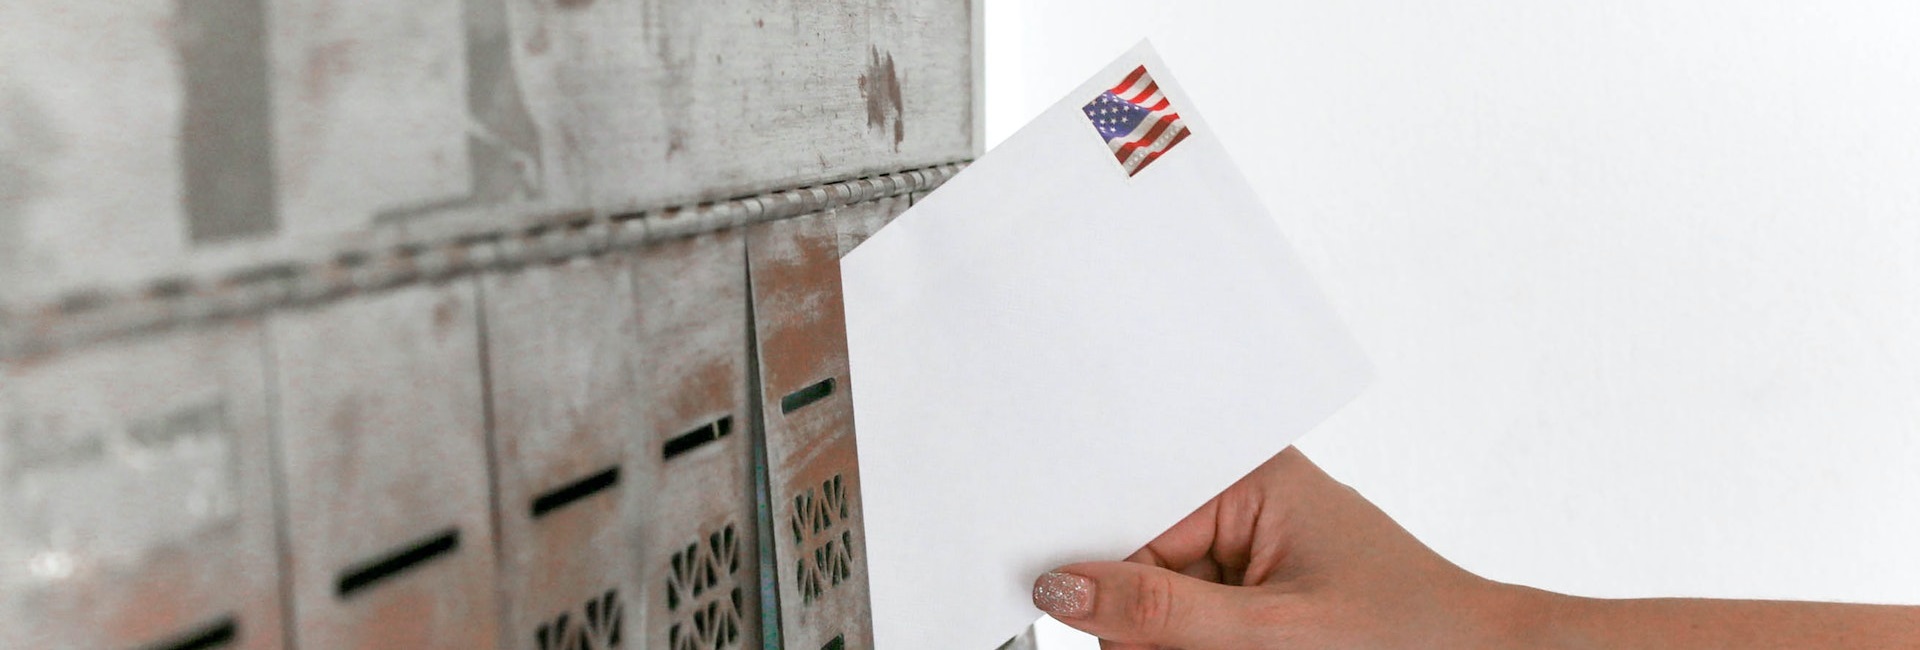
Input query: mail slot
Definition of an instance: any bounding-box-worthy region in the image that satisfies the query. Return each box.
[269,282,498,648]
[481,254,644,650]
[746,212,877,650]
[0,327,284,649]
[630,229,767,650]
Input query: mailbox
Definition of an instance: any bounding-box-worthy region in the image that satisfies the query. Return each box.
[747,212,876,650]
[0,327,284,650]
[630,230,768,650]
[269,282,499,649]
[482,254,646,650]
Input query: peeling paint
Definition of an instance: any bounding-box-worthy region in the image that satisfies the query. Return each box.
[858,47,904,149]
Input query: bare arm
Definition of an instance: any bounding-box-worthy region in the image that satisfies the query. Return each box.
[1031,448,1920,649]
[1520,592,1920,650]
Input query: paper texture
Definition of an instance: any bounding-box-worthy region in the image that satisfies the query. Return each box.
[842,41,1372,649]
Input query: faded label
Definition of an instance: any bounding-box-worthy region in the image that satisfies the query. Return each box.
[1,397,240,583]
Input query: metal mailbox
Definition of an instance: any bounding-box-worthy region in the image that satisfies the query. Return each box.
[746,212,876,650]
[0,326,284,650]
[629,230,767,650]
[269,282,499,649]
[481,255,647,650]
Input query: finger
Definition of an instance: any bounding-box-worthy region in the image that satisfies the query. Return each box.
[1099,640,1159,650]
[1034,561,1254,649]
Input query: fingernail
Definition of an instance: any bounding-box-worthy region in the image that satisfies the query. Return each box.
[1033,571,1095,618]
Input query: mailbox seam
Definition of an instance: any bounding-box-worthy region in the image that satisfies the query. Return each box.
[0,161,967,360]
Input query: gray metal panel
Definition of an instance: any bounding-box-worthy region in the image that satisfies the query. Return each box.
[629,230,766,650]
[507,0,976,216]
[269,282,500,649]
[0,326,283,649]
[746,212,875,650]
[481,255,645,650]
[1,1,975,309]
[0,4,193,304]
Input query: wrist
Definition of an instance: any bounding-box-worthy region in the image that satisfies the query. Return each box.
[1461,579,1573,650]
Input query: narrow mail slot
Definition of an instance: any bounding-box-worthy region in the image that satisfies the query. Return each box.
[530,466,622,519]
[780,378,836,415]
[336,528,461,598]
[139,616,237,650]
[663,415,733,460]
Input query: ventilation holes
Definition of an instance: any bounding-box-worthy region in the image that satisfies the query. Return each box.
[790,474,855,605]
[667,523,745,650]
[536,589,622,650]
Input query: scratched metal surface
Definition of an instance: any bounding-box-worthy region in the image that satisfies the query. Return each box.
[630,230,768,650]
[0,0,975,309]
[269,282,500,649]
[0,325,285,649]
[830,194,913,258]
[747,212,877,650]
[481,255,644,650]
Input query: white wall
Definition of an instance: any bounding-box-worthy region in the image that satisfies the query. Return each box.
[986,1,1920,645]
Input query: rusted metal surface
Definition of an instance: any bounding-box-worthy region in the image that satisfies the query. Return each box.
[480,255,644,650]
[830,194,914,258]
[746,212,876,650]
[268,282,498,649]
[0,326,284,649]
[4,2,981,647]
[629,230,766,650]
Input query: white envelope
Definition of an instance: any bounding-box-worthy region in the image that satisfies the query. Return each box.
[842,41,1372,649]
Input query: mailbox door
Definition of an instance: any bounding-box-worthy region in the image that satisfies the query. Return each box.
[482,256,645,650]
[0,327,284,650]
[746,212,876,650]
[630,230,766,650]
[270,282,499,649]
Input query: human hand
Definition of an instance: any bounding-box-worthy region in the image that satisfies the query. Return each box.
[1030,447,1532,650]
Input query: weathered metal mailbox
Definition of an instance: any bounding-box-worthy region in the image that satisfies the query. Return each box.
[0,0,976,647]
[748,211,879,650]
[631,230,768,650]
[482,255,646,650]
[270,283,501,649]
[0,328,284,650]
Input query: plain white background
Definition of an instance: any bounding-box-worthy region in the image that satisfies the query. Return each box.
[984,1,1920,646]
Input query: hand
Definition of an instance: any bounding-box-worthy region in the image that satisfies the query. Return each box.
[1031,447,1531,650]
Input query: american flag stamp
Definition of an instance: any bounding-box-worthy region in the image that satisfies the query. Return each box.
[1082,65,1192,177]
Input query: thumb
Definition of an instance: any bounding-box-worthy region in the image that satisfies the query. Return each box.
[1032,561,1255,648]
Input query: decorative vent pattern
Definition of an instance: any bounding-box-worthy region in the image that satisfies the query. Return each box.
[667,523,745,650]
[790,474,855,605]
[535,589,623,650]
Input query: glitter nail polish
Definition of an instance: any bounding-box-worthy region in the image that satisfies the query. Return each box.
[1033,571,1095,618]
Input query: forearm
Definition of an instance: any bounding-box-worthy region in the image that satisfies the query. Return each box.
[1499,586,1920,649]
